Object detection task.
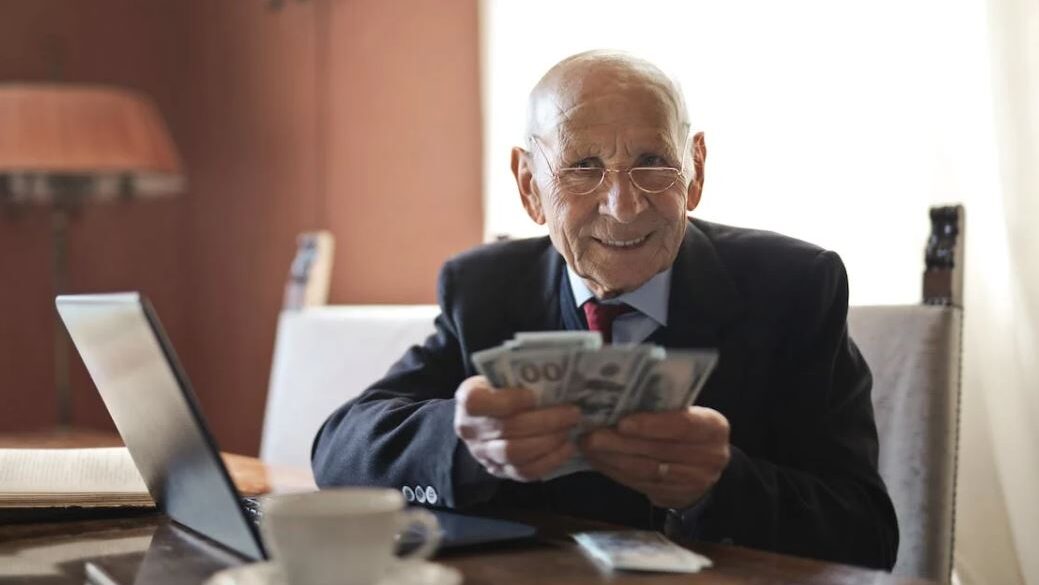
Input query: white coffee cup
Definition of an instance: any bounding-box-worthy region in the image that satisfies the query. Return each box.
[261,488,441,585]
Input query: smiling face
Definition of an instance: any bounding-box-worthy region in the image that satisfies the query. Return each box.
[512,55,703,299]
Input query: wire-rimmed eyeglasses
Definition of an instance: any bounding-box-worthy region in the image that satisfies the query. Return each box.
[529,135,687,196]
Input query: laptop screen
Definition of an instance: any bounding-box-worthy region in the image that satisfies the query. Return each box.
[56,293,265,560]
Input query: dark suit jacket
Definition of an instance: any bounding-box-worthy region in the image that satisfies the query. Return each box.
[312,218,899,570]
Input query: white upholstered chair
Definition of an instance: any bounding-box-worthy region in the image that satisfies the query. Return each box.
[259,306,438,469]
[848,304,961,583]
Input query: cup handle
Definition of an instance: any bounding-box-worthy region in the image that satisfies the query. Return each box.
[397,508,441,560]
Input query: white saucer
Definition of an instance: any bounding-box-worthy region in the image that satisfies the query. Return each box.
[204,560,463,585]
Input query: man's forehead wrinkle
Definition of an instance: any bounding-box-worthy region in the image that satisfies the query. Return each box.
[528,86,577,143]
[556,85,682,139]
[526,51,690,140]
[550,94,574,139]
[556,103,682,153]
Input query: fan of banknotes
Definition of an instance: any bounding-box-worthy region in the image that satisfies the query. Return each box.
[471,331,718,432]
[471,331,719,478]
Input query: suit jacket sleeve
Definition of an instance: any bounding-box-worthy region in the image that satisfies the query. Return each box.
[310,260,499,507]
[694,250,899,570]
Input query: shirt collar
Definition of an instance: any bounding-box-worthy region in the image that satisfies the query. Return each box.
[566,265,671,327]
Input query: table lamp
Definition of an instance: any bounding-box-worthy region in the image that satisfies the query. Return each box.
[0,83,185,427]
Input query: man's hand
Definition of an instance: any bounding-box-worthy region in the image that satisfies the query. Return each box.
[454,376,581,482]
[579,407,730,509]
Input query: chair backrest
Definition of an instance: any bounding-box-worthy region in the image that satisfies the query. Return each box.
[259,306,438,469]
[282,231,335,310]
[848,304,962,583]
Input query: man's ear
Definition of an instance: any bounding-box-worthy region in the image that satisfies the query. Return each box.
[512,146,546,225]
[686,131,706,212]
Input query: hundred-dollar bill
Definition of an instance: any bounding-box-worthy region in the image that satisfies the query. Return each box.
[471,345,513,388]
[680,349,719,408]
[504,347,577,406]
[564,345,657,429]
[614,349,718,418]
[511,331,603,350]
[616,354,698,416]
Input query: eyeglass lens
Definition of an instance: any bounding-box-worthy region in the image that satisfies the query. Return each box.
[557,168,679,195]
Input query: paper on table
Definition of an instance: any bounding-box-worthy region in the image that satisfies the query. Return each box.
[0,447,153,508]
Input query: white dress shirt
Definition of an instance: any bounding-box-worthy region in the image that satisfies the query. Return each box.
[566,266,672,342]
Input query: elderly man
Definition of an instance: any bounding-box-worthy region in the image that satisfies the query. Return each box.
[313,51,898,570]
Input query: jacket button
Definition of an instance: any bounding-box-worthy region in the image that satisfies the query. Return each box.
[425,486,438,505]
[402,486,415,503]
[414,485,427,504]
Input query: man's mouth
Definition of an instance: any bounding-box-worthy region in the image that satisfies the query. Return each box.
[594,233,650,249]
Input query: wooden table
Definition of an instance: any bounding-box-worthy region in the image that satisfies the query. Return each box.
[0,431,933,585]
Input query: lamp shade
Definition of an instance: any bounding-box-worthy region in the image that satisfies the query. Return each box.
[0,83,184,201]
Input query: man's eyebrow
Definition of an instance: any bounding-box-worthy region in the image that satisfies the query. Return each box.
[552,132,681,164]
[625,132,680,158]
[651,130,680,153]
[556,135,602,158]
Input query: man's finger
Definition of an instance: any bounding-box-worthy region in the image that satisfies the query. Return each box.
[581,453,644,493]
[585,454,715,509]
[475,432,571,467]
[583,450,710,485]
[618,407,729,443]
[629,481,709,509]
[459,384,538,417]
[583,450,650,481]
[463,405,580,442]
[580,429,693,462]
[580,430,729,467]
[506,441,577,482]
[480,404,580,439]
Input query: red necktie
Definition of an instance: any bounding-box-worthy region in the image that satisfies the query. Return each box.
[582,300,635,344]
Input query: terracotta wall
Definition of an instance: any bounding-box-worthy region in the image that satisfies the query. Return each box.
[0,0,483,455]
[0,0,190,433]
[326,0,484,302]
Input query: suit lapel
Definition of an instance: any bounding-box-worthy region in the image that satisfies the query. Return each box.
[559,270,586,331]
[655,219,745,348]
[508,241,574,333]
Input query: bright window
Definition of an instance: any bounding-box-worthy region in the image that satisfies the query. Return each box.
[481,0,1000,305]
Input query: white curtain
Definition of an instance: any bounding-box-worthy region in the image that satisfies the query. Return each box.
[956,0,1039,583]
[481,1,1038,583]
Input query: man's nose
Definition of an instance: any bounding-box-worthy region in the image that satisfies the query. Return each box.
[599,171,648,223]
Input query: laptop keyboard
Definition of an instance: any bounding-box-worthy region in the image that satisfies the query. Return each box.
[240,496,264,527]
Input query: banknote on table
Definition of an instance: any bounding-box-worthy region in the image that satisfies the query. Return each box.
[573,530,713,573]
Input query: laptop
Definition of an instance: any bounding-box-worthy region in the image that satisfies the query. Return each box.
[56,292,536,561]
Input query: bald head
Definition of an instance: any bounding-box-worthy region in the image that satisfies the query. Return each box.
[525,51,690,145]
[511,51,706,299]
